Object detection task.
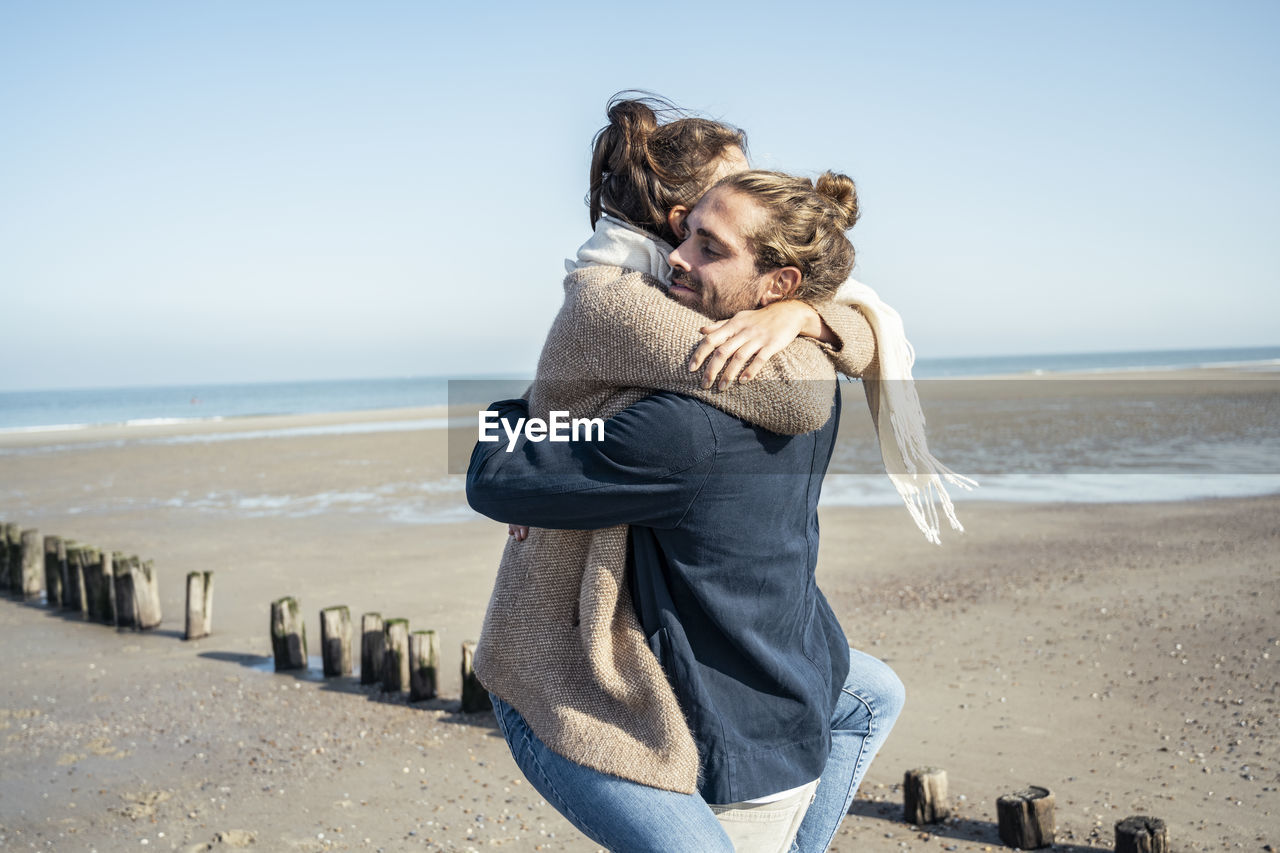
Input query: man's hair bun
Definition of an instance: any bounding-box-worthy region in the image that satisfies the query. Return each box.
[814,171,860,231]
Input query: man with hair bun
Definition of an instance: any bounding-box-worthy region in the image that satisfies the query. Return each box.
[469,167,905,853]
[668,169,863,317]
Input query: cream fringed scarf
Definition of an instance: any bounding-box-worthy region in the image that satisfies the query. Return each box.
[577,215,976,544]
[834,279,978,543]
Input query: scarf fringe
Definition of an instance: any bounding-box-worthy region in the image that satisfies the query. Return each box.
[836,278,977,544]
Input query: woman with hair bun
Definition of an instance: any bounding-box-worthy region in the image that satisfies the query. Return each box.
[472,93,967,852]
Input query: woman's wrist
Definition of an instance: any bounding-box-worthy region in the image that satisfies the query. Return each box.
[787,301,836,344]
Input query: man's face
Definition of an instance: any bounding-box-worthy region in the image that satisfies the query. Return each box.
[667,186,770,320]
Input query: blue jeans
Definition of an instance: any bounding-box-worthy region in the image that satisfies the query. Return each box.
[490,648,904,853]
[790,648,906,852]
[491,693,736,852]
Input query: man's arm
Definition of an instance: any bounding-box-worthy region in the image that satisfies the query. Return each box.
[466,394,717,531]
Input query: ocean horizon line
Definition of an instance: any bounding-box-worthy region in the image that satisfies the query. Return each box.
[2,344,1278,434]
[3,343,1280,396]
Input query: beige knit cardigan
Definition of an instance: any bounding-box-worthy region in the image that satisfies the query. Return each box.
[473,264,875,794]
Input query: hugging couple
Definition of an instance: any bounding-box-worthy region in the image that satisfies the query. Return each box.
[466,93,971,853]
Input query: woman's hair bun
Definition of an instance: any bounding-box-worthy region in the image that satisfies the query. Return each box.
[604,98,658,168]
[814,170,860,230]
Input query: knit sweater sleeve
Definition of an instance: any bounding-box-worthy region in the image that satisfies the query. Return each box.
[554,266,838,435]
[810,300,877,377]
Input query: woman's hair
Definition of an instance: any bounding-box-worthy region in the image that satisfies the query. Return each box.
[589,92,747,247]
[715,169,860,302]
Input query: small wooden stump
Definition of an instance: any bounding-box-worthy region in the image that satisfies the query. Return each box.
[360,612,385,685]
[904,767,950,824]
[114,555,157,628]
[111,551,136,627]
[1115,816,1168,853]
[81,548,105,620]
[85,550,116,624]
[43,536,64,607]
[64,546,89,617]
[0,521,11,593]
[997,786,1055,849]
[382,618,410,693]
[185,571,214,640]
[59,540,79,611]
[100,550,118,623]
[2,522,20,594]
[11,524,26,595]
[271,597,307,671]
[460,640,491,713]
[320,606,353,677]
[18,529,43,599]
[409,630,440,702]
[132,557,162,629]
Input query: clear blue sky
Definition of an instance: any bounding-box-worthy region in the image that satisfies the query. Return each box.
[2,0,1277,390]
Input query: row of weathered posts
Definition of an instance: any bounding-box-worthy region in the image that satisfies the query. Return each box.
[1,521,217,640]
[270,597,490,713]
[0,522,163,630]
[903,768,1168,852]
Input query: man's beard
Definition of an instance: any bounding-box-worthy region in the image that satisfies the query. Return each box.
[667,270,706,313]
[669,269,759,320]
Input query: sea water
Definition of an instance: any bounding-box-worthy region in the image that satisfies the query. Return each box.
[2,347,1278,513]
[3,347,1277,433]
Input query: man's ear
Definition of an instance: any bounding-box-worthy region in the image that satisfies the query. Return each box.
[758,267,802,307]
[667,205,690,241]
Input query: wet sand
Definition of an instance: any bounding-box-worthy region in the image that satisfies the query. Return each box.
[0,373,1276,851]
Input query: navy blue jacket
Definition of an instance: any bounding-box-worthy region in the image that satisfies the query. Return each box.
[466,391,849,803]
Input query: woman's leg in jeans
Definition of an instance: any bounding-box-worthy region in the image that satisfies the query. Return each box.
[790,648,906,853]
[490,694,735,853]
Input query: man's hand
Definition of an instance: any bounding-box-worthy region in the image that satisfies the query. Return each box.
[688,301,832,391]
[508,524,529,542]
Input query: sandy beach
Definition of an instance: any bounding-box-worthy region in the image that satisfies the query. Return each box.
[1,371,1276,852]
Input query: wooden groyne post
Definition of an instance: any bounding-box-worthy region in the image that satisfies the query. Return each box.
[460,640,491,713]
[84,549,117,624]
[382,618,410,693]
[81,547,104,620]
[271,597,307,671]
[320,606,352,677]
[360,612,384,685]
[997,786,1055,849]
[409,629,439,701]
[2,522,19,593]
[114,555,161,629]
[43,536,64,607]
[111,551,135,627]
[1115,816,1168,853]
[904,767,950,824]
[18,529,43,599]
[60,540,79,611]
[0,521,10,592]
[64,546,89,617]
[185,571,214,640]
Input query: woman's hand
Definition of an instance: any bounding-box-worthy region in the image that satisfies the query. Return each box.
[688,301,830,391]
[508,524,529,542]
